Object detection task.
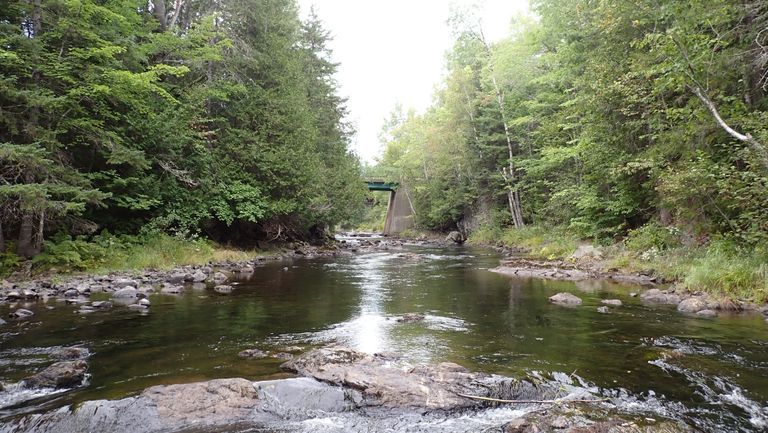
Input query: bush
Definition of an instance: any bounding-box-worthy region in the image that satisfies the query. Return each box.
[624,222,681,253]
[684,240,768,302]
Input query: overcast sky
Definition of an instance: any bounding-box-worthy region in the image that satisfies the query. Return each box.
[296,0,530,163]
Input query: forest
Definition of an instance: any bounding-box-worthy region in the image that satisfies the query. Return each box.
[374,0,768,299]
[0,0,364,272]
[2,0,768,299]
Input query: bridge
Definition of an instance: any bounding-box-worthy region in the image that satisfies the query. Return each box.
[365,180,414,235]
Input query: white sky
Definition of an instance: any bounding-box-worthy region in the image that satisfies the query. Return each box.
[297,0,530,163]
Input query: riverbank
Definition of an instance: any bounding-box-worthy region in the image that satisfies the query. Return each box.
[469,224,768,305]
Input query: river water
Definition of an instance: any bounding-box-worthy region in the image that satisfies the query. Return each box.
[1,242,768,431]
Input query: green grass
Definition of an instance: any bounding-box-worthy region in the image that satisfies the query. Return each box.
[469,222,768,303]
[469,224,580,259]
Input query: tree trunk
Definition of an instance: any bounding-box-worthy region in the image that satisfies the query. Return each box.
[491,73,525,228]
[35,209,45,252]
[153,0,167,31]
[17,212,37,258]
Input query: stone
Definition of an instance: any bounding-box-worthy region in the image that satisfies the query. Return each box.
[6,290,21,300]
[696,309,718,318]
[91,301,113,310]
[112,287,138,299]
[128,304,149,311]
[63,289,79,298]
[238,265,254,274]
[601,299,623,306]
[214,285,234,294]
[160,285,183,294]
[550,415,569,429]
[191,270,207,283]
[597,306,610,314]
[629,292,638,297]
[677,297,708,313]
[22,360,88,389]
[445,231,465,244]
[640,289,678,305]
[239,349,268,359]
[22,288,39,299]
[10,308,34,318]
[166,273,186,284]
[548,292,582,306]
[51,347,89,360]
[272,352,293,360]
[396,313,426,323]
[212,272,228,284]
[0,318,6,325]
[138,298,151,307]
[114,278,139,288]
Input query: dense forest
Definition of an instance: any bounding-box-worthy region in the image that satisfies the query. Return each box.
[0,0,363,268]
[375,0,768,293]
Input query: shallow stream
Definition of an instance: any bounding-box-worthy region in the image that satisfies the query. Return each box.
[1,242,767,431]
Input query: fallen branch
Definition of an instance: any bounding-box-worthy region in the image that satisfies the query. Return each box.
[455,393,610,405]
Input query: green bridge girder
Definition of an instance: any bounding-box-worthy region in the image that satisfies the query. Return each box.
[365,180,399,192]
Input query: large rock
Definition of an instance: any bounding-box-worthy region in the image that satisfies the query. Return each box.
[112,287,138,299]
[677,297,708,313]
[548,292,582,306]
[280,346,554,410]
[445,231,465,244]
[570,245,603,260]
[9,308,34,318]
[640,289,680,305]
[22,360,88,389]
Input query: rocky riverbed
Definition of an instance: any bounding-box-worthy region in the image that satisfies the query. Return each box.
[1,346,692,433]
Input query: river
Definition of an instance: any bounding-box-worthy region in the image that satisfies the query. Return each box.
[1,241,767,431]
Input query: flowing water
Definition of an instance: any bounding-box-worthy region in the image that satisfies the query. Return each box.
[1,242,768,431]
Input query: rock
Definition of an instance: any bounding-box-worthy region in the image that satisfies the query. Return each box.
[238,349,268,359]
[597,306,610,314]
[717,298,742,312]
[0,318,6,325]
[677,297,708,313]
[138,298,151,307]
[128,304,148,311]
[212,272,228,284]
[78,306,96,314]
[629,292,638,297]
[641,289,678,305]
[112,287,138,299]
[601,299,623,306]
[550,415,569,429]
[10,308,34,318]
[272,352,293,360]
[51,347,89,360]
[160,285,183,294]
[22,288,39,299]
[396,313,425,323]
[114,278,138,288]
[91,301,113,310]
[63,288,79,298]
[238,265,254,274]
[548,292,582,306]
[166,273,186,284]
[696,309,718,318]
[570,244,602,260]
[504,418,532,433]
[281,346,553,410]
[6,290,21,300]
[445,231,465,244]
[214,285,234,294]
[22,360,88,389]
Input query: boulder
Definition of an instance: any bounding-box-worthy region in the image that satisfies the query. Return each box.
[112,287,138,299]
[10,308,34,318]
[212,272,228,284]
[214,285,234,294]
[641,289,679,305]
[191,270,207,283]
[597,306,610,314]
[6,290,21,300]
[548,292,582,306]
[91,301,113,310]
[280,346,554,410]
[138,298,151,307]
[22,360,88,389]
[445,231,465,244]
[113,278,138,288]
[160,285,183,294]
[677,297,708,313]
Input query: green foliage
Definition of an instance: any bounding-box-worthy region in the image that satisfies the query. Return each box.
[469,223,579,259]
[684,241,768,303]
[0,0,364,255]
[624,223,682,253]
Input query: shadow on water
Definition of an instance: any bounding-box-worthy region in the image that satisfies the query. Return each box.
[1,243,768,431]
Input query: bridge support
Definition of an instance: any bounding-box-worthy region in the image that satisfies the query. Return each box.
[383,187,414,235]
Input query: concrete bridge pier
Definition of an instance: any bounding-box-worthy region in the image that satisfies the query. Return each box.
[383,188,414,235]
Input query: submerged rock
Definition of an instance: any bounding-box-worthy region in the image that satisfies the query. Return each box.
[548,292,582,306]
[51,347,89,360]
[10,308,34,318]
[214,285,234,294]
[601,299,623,307]
[112,287,138,299]
[22,360,88,389]
[238,349,268,359]
[677,297,708,313]
[396,313,426,323]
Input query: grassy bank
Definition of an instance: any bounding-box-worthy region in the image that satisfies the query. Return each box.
[1,233,264,279]
[469,224,768,303]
